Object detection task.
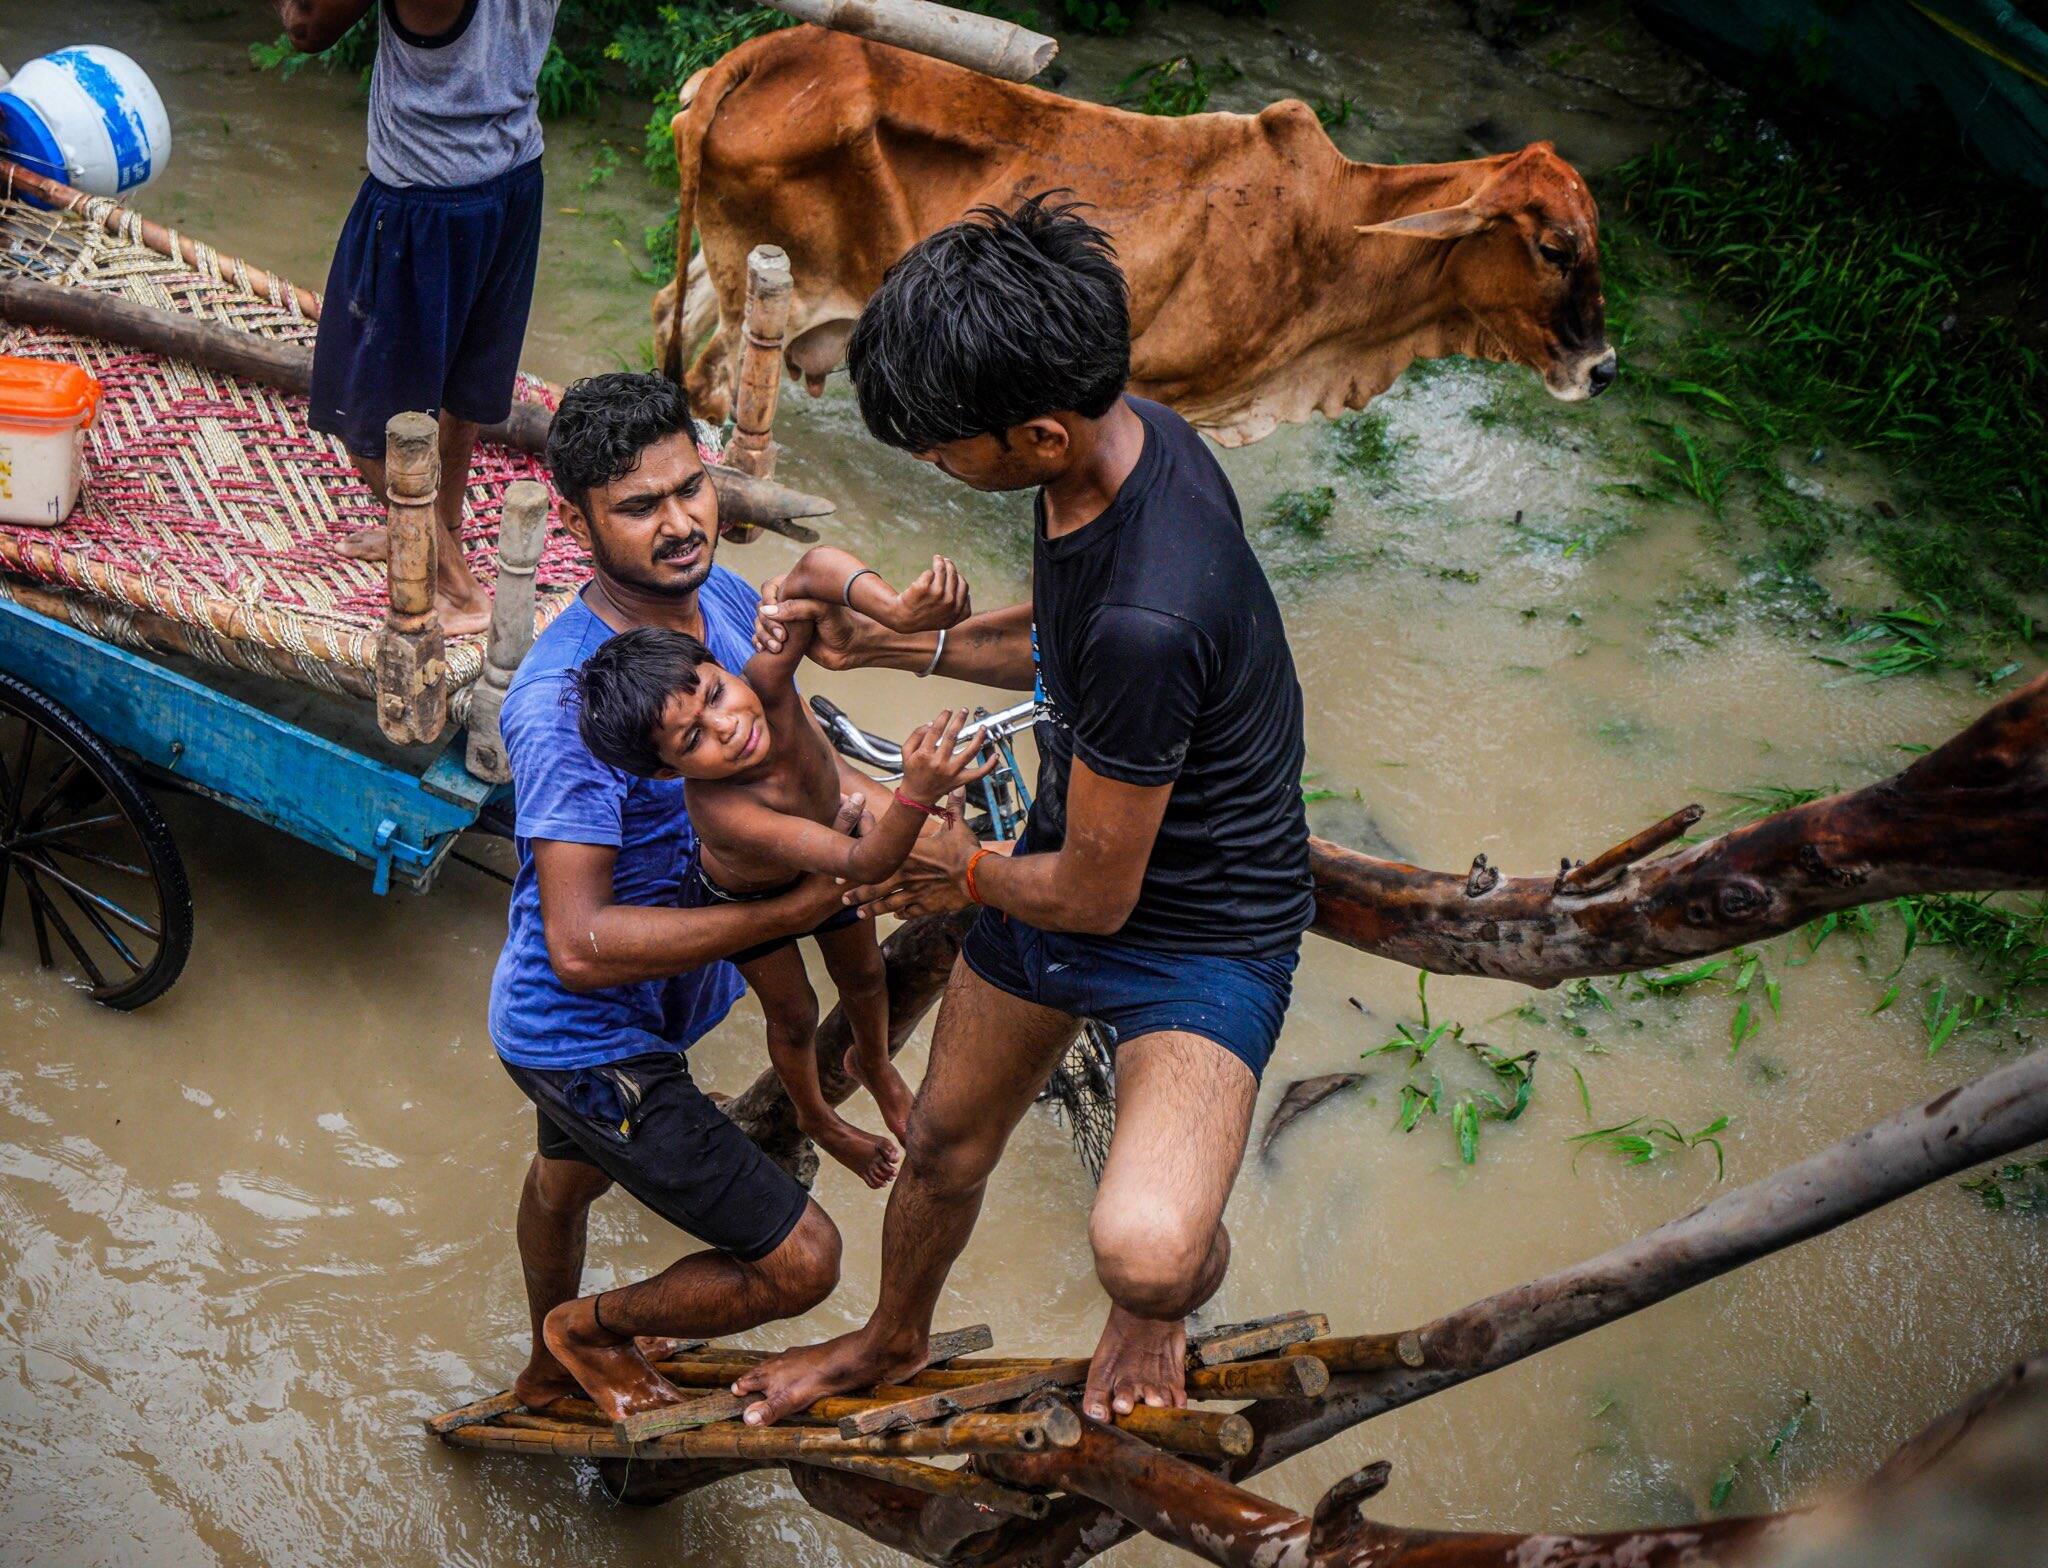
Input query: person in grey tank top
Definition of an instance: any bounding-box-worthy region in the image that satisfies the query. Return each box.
[278,0,562,635]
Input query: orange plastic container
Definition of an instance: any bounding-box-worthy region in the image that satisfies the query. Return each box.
[0,356,102,526]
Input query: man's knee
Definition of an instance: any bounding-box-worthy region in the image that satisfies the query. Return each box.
[902,1101,1003,1195]
[753,1202,841,1314]
[1090,1202,1219,1320]
[527,1152,611,1215]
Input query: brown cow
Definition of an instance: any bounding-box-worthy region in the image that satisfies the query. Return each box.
[655,25,1615,447]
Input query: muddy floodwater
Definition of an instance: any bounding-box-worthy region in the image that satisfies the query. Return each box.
[4,4,2046,1565]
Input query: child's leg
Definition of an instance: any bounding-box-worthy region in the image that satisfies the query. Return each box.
[815,921,913,1144]
[739,945,900,1189]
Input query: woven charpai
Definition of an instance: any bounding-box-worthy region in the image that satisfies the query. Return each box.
[0,177,601,697]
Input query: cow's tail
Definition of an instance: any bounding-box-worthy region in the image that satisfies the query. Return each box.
[660,56,751,385]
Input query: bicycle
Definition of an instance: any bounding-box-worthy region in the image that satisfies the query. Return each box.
[812,693,1117,1179]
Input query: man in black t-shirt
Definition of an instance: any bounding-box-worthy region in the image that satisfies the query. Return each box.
[736,196,1314,1427]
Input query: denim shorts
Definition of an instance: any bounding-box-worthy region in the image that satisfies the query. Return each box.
[959,911,1299,1080]
[309,157,544,458]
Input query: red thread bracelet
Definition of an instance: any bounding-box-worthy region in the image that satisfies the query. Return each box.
[892,788,955,824]
[965,847,996,905]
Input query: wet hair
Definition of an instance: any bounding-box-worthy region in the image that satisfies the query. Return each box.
[546,371,699,517]
[847,191,1131,452]
[574,627,719,776]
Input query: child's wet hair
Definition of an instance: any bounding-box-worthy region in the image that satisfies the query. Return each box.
[575,626,719,776]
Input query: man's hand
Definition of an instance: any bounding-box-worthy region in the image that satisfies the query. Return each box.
[843,806,1003,921]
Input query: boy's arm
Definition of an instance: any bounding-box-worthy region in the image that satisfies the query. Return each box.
[697,784,930,885]
[777,546,969,634]
[742,607,817,691]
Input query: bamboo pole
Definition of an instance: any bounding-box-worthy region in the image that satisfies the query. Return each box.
[760,1,1058,81]
[373,412,448,745]
[935,1356,1327,1401]
[440,1405,1075,1461]
[464,480,549,781]
[1283,1333,1425,1375]
[1190,1312,1330,1366]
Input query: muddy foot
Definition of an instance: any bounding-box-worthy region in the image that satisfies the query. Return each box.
[541,1296,688,1430]
[1083,1303,1187,1421]
[732,1325,927,1426]
[845,1048,914,1145]
[438,586,494,638]
[806,1111,900,1189]
[513,1358,583,1411]
[337,525,389,562]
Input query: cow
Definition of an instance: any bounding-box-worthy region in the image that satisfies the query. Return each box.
[654,25,1616,447]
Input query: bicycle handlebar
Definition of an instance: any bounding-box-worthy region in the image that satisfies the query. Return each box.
[810,695,1037,775]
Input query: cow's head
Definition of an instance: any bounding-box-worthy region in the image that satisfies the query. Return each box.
[1357,142,1616,401]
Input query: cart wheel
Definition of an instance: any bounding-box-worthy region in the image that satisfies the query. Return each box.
[0,673,192,1009]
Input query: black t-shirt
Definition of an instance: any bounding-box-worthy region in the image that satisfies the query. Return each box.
[1018,396,1314,956]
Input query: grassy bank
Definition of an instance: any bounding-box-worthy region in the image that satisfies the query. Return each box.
[1601,110,2046,659]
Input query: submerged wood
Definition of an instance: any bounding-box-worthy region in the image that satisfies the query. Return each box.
[0,273,834,533]
[440,1404,1074,1463]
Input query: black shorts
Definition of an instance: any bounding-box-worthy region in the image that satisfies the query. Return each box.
[695,863,861,966]
[503,1051,808,1263]
[309,157,544,459]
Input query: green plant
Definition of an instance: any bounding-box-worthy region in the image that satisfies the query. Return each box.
[1960,1158,2048,1213]
[1709,1391,1814,1510]
[1262,486,1337,536]
[1114,54,1239,116]
[1326,409,1409,481]
[1568,1113,1730,1178]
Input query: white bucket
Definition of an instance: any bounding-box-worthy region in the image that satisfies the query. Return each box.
[0,46,171,196]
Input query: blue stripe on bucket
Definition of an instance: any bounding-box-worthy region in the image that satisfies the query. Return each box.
[49,48,152,189]
[0,91,68,183]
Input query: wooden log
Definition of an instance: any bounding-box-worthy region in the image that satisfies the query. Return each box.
[1116,1405,1254,1460]
[1554,803,1703,894]
[422,1389,519,1436]
[464,480,549,782]
[1307,669,2048,986]
[622,1323,994,1441]
[373,412,448,745]
[761,2,1058,81]
[1190,1312,1329,1366]
[725,245,793,498]
[784,1458,1018,1562]
[841,1361,1091,1437]
[441,1405,1074,1462]
[0,272,836,535]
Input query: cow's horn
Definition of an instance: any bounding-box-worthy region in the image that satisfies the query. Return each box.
[1356,203,1494,241]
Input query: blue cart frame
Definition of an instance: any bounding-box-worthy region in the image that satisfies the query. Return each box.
[0,597,502,896]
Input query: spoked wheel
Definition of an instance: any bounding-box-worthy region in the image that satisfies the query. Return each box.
[0,673,192,1009]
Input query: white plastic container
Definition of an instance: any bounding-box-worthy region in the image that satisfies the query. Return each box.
[0,46,171,196]
[0,357,102,527]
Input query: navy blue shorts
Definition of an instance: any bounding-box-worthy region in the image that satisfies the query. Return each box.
[504,1051,809,1263]
[959,912,1299,1081]
[309,157,544,459]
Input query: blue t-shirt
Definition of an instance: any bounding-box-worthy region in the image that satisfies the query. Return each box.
[487,568,760,1071]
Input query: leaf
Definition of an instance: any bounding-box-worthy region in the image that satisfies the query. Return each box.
[1571,1064,1593,1118]
[1710,1462,1740,1510]
[1872,982,1900,1015]
[1453,1099,1480,1164]
[1260,1072,1369,1158]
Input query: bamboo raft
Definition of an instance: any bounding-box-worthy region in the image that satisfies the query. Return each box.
[0,159,828,772]
[428,1053,2048,1567]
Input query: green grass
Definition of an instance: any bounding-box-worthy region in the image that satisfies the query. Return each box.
[1606,115,2047,636]
[1960,1158,2048,1214]
[1567,1113,1730,1179]
[1113,54,1240,116]
[1709,1391,1814,1511]
[1261,486,1337,537]
[1326,410,1410,482]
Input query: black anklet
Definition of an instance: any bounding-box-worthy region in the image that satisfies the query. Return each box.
[591,1290,615,1337]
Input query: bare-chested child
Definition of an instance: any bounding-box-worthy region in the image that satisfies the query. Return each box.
[575,548,987,1187]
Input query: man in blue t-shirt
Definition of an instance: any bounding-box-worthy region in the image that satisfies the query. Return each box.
[488,373,860,1429]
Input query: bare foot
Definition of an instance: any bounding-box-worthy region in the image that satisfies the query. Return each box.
[732,1324,925,1426]
[513,1355,582,1411]
[541,1295,688,1431]
[803,1111,900,1189]
[846,1048,914,1145]
[1083,1303,1187,1422]
[338,525,389,562]
[438,586,494,638]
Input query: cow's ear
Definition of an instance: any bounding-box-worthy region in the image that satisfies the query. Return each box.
[1356,204,1495,241]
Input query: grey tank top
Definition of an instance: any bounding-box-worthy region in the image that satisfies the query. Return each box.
[366,0,558,188]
